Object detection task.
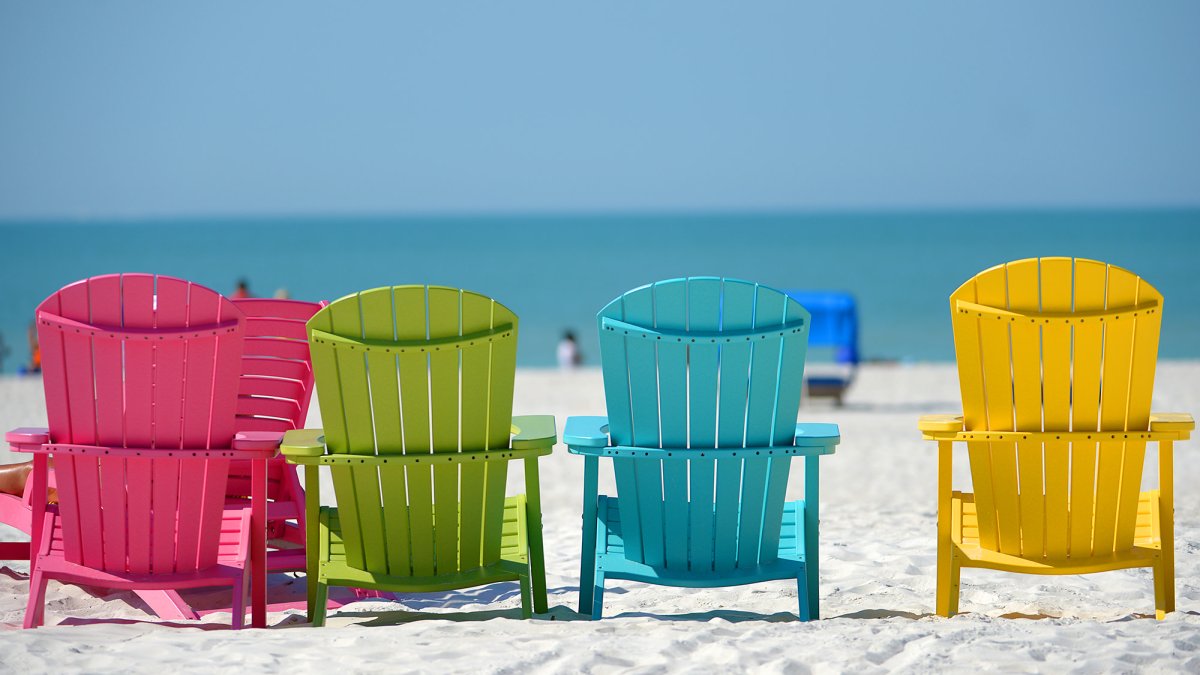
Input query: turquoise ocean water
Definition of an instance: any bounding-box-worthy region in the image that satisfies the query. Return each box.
[1,210,1197,373]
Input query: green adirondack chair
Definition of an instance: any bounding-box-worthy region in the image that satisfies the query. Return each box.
[565,277,840,619]
[281,286,555,625]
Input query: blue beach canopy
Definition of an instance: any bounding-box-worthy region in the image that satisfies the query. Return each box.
[784,291,859,365]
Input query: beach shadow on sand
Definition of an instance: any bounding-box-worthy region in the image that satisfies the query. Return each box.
[830,401,963,414]
[604,608,940,622]
[833,608,934,620]
[0,566,29,581]
[56,617,239,630]
[291,584,595,626]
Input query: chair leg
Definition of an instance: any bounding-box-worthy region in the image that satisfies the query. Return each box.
[590,569,606,620]
[803,459,821,621]
[804,549,820,621]
[23,568,48,629]
[311,579,329,627]
[306,571,319,623]
[578,457,599,615]
[1154,557,1173,620]
[936,551,960,618]
[797,569,812,621]
[577,537,595,615]
[524,459,549,615]
[519,572,534,620]
[1156,454,1176,620]
[231,572,248,630]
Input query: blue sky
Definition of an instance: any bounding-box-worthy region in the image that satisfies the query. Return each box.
[1,2,1198,219]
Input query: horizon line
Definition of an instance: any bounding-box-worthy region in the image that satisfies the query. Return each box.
[3,203,1200,226]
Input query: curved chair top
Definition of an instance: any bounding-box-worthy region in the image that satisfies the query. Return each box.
[597,277,811,450]
[38,273,242,330]
[305,285,519,456]
[599,277,808,334]
[35,273,246,450]
[309,285,516,344]
[951,257,1162,319]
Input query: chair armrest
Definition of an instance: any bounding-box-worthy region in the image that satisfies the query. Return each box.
[919,414,964,433]
[7,427,49,453]
[6,427,50,447]
[1149,413,1194,434]
[511,414,557,451]
[231,431,284,453]
[794,422,840,449]
[564,416,609,448]
[281,429,326,459]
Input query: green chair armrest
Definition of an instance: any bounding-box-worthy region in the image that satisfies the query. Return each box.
[281,429,326,459]
[511,415,557,451]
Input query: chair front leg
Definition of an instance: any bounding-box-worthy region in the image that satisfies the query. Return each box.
[524,456,548,614]
[804,455,820,620]
[578,455,599,615]
[1156,440,1175,619]
[935,440,959,617]
[305,465,321,623]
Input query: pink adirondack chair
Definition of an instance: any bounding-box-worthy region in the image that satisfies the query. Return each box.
[7,274,277,629]
[229,297,324,569]
[135,297,325,620]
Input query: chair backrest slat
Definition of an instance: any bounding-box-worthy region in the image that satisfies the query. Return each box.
[227,298,323,502]
[1039,258,1073,558]
[951,257,1162,561]
[36,274,245,574]
[598,278,811,572]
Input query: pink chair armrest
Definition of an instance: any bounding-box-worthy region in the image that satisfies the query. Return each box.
[6,427,50,449]
[232,431,284,454]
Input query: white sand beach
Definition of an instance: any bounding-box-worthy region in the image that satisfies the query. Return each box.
[1,363,1198,673]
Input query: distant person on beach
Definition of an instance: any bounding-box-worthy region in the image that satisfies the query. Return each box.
[17,322,41,375]
[232,278,252,299]
[273,288,291,299]
[557,330,583,369]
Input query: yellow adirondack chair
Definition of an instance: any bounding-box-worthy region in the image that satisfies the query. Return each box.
[919,257,1193,619]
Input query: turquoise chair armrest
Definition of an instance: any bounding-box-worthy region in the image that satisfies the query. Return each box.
[794,422,840,451]
[511,415,557,451]
[564,416,609,449]
[281,429,326,462]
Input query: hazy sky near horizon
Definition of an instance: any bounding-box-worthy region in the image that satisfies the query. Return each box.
[2,2,1198,219]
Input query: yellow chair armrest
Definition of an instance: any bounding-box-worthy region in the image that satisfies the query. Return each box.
[919,414,964,433]
[1149,413,1194,434]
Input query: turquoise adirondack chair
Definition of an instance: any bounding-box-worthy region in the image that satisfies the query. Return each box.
[565,277,840,620]
[281,286,556,625]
